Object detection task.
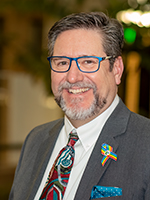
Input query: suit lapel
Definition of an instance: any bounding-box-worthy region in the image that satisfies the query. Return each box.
[74,100,131,200]
[27,119,64,200]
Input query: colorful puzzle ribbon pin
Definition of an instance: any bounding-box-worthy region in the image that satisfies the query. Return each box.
[101,143,117,166]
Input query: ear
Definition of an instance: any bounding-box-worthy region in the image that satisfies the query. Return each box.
[112,56,124,85]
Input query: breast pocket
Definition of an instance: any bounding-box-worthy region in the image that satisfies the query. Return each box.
[90,186,122,199]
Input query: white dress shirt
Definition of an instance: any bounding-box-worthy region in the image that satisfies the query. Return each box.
[34,95,119,200]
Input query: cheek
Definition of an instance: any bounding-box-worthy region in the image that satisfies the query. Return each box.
[89,73,102,90]
[51,72,65,94]
[94,73,113,95]
[51,73,58,94]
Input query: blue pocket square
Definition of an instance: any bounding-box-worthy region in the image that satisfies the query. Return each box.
[91,186,122,199]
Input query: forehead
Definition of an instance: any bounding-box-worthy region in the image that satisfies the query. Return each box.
[53,28,105,56]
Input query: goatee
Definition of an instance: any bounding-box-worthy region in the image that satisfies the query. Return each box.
[54,81,107,120]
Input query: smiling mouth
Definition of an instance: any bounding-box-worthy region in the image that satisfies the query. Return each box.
[68,88,90,94]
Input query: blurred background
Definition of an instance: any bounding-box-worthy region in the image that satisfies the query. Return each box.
[0,0,150,199]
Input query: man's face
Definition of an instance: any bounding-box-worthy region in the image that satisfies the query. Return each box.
[51,29,123,126]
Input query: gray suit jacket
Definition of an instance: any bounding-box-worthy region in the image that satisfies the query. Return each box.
[9,99,150,200]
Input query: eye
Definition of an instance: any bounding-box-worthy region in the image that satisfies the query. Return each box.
[81,58,98,65]
[58,61,68,66]
[84,59,95,64]
[53,59,69,67]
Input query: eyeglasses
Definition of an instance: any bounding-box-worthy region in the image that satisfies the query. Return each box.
[47,55,115,73]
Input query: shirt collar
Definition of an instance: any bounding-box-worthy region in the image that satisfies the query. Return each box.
[64,95,119,151]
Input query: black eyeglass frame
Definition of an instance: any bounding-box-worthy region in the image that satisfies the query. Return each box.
[47,55,116,73]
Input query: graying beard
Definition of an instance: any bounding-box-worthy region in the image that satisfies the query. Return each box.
[55,93,107,120]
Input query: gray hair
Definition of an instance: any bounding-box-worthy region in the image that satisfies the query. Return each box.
[48,12,124,70]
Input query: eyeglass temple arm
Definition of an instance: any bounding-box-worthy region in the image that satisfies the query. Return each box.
[102,55,116,60]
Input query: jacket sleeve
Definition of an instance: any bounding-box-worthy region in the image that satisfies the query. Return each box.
[8,130,34,200]
[144,178,150,200]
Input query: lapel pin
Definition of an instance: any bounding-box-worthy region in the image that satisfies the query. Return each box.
[101,143,117,166]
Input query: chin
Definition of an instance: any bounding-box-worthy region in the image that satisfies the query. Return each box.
[55,93,107,120]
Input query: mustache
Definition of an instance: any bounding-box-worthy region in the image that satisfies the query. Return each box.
[58,81,97,93]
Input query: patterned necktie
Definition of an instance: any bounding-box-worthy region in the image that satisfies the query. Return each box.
[39,129,79,200]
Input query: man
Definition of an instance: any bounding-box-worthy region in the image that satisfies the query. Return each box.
[9,12,150,200]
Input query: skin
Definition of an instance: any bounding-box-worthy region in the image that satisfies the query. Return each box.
[51,29,124,128]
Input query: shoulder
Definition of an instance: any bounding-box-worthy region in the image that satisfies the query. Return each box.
[129,112,150,132]
[30,118,64,134]
[116,98,150,133]
[25,118,64,143]
[17,118,64,167]
[20,118,64,154]
[126,112,150,145]
[115,99,150,138]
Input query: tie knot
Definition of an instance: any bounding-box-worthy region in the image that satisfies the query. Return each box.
[67,129,79,147]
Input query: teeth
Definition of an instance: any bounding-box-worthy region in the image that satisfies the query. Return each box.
[69,88,89,94]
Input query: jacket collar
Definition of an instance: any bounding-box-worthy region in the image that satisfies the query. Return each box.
[74,99,131,200]
[27,119,64,200]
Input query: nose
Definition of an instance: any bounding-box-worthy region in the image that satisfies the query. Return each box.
[66,60,84,83]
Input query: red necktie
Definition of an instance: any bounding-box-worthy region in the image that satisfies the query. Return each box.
[39,129,78,200]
